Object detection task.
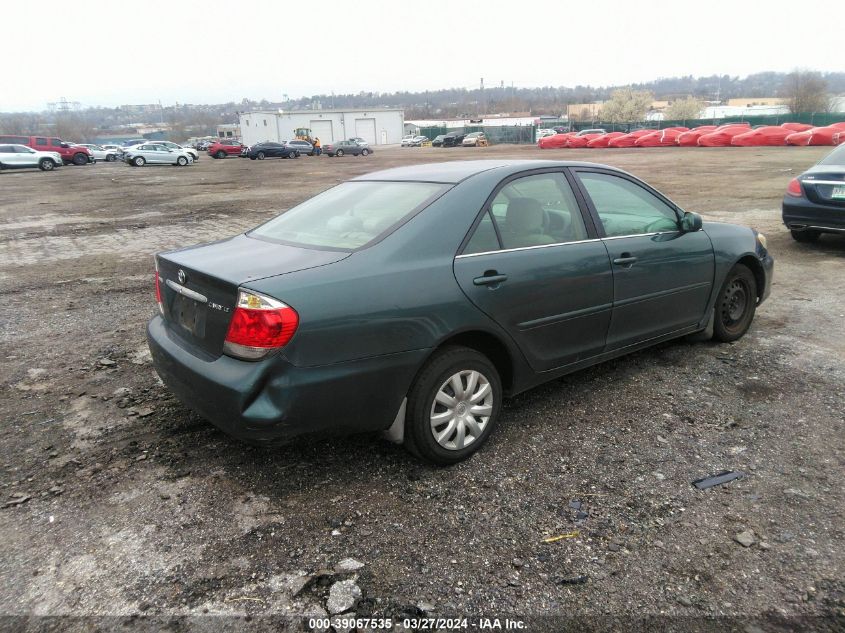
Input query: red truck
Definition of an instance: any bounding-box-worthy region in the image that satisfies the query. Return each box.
[207,139,245,159]
[0,135,93,165]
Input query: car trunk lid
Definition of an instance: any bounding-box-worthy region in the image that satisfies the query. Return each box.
[802,167,845,208]
[156,234,349,358]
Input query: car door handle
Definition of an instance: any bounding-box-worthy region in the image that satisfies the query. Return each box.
[613,254,638,267]
[473,273,508,286]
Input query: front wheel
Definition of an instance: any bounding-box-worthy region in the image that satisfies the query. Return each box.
[791,229,820,243]
[39,158,56,171]
[713,264,757,342]
[257,151,265,160]
[177,156,188,166]
[72,153,88,165]
[106,154,116,162]
[404,346,502,465]
[361,148,369,156]
[133,156,146,167]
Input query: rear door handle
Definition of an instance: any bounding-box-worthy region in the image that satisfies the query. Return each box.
[473,273,508,286]
[613,254,637,267]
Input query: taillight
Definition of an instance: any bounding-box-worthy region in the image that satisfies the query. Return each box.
[154,265,163,315]
[786,178,803,197]
[223,290,299,360]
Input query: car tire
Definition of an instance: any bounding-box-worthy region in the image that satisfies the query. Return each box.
[39,158,56,171]
[295,151,300,158]
[216,151,226,159]
[790,229,820,243]
[257,151,265,160]
[177,156,188,166]
[336,149,344,157]
[404,346,502,465]
[361,148,369,156]
[72,153,88,166]
[133,156,146,167]
[712,264,757,343]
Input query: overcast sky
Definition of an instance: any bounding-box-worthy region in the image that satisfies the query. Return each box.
[3,0,840,112]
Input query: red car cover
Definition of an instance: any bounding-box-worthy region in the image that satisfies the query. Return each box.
[538,133,574,149]
[786,125,845,146]
[567,133,604,148]
[607,129,654,148]
[634,128,688,147]
[587,132,625,148]
[780,122,813,132]
[698,125,752,147]
[730,126,792,146]
[677,126,718,146]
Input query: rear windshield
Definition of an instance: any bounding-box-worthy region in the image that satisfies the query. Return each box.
[819,144,845,166]
[250,181,448,250]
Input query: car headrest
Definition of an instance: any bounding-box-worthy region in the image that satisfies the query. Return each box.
[506,198,545,233]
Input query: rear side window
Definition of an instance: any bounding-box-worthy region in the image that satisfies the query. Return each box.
[819,144,845,166]
[463,211,500,254]
[489,173,588,249]
[0,136,27,144]
[250,181,449,250]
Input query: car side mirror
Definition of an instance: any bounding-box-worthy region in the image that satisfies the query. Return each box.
[680,211,703,232]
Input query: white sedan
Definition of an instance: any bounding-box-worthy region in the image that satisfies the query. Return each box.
[76,144,120,162]
[122,140,199,161]
[124,143,193,167]
[0,144,63,171]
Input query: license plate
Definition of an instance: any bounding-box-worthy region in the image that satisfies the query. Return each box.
[174,294,205,337]
[832,186,845,200]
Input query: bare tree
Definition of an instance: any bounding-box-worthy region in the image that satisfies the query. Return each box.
[601,88,654,124]
[665,96,705,122]
[781,70,829,114]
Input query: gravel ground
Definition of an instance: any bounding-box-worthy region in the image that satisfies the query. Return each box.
[0,145,843,630]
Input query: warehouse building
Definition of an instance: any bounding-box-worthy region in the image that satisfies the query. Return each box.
[239,108,404,146]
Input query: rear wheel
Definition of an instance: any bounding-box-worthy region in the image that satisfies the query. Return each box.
[133,156,146,167]
[404,346,502,465]
[177,156,188,166]
[336,149,344,157]
[105,154,116,162]
[39,158,56,171]
[257,151,265,160]
[72,153,88,165]
[713,264,757,342]
[791,229,820,243]
[361,148,369,156]
[215,151,226,159]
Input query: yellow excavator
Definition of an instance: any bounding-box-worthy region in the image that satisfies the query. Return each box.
[295,127,313,143]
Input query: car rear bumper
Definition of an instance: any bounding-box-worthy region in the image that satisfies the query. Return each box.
[782,197,845,233]
[147,316,428,445]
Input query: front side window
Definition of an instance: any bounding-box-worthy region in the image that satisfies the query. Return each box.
[250,181,448,250]
[51,138,63,146]
[577,172,679,238]
[488,173,588,249]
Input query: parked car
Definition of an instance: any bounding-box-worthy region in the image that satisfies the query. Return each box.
[536,129,557,141]
[462,132,488,147]
[442,132,466,147]
[0,135,92,165]
[207,140,245,158]
[124,143,193,166]
[408,135,429,147]
[431,135,447,147]
[76,144,120,162]
[148,160,773,464]
[245,142,298,160]
[0,144,62,171]
[576,128,607,136]
[156,141,199,161]
[782,143,845,242]
[285,140,314,156]
[323,140,372,157]
[400,134,417,147]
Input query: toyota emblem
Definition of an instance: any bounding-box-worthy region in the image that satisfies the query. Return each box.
[177,269,186,285]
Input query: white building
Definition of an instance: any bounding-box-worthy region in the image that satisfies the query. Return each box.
[239,108,404,146]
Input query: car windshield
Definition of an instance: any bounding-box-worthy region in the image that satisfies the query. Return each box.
[249,181,449,250]
[818,144,845,166]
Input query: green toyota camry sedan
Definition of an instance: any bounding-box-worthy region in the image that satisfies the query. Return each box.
[147,160,773,464]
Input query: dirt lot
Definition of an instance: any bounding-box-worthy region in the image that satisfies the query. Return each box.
[1,145,843,629]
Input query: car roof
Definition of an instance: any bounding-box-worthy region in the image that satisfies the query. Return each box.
[352,159,624,184]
